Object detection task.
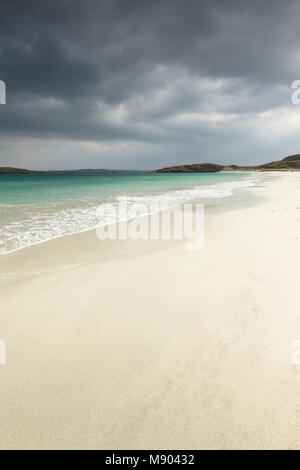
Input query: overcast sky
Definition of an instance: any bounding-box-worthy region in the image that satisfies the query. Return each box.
[1,0,300,170]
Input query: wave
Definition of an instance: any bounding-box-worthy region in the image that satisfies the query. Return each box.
[0,175,261,254]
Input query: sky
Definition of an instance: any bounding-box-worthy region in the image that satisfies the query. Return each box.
[1,0,300,170]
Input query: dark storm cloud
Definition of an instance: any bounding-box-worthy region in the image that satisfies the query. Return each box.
[0,0,300,169]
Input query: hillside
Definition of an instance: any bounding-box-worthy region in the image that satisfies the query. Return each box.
[153,154,300,173]
[153,163,224,173]
[0,167,38,174]
[259,154,300,170]
[2,155,300,175]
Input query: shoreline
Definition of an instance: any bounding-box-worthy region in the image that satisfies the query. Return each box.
[0,172,266,279]
[0,172,300,449]
[0,172,262,261]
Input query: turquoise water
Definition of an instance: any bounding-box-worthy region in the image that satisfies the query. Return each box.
[0,172,260,254]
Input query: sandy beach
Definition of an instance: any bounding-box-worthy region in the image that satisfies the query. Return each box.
[0,172,300,449]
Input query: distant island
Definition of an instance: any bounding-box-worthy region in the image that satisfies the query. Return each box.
[0,168,148,175]
[1,154,300,175]
[153,154,300,173]
[0,167,39,174]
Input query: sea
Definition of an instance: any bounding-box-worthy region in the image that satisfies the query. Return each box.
[0,171,262,254]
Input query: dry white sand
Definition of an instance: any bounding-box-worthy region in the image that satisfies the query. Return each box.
[0,172,300,449]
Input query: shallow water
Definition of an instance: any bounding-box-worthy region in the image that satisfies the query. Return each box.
[0,172,262,254]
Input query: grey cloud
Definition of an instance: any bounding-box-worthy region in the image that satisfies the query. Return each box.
[0,0,300,169]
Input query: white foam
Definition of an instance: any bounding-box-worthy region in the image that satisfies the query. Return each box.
[0,175,261,254]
